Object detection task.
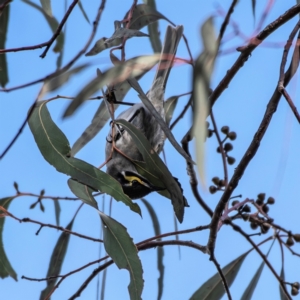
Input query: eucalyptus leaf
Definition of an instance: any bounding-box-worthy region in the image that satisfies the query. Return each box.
[141,199,164,300]
[28,101,141,215]
[99,212,144,300]
[240,240,275,300]
[193,17,218,184]
[164,95,179,126]
[85,37,123,56]
[142,0,162,52]
[124,4,172,31]
[68,178,98,209]
[63,54,161,117]
[190,250,250,300]
[53,199,61,227]
[78,0,90,24]
[0,197,17,281]
[128,77,193,163]
[40,0,52,17]
[0,4,9,87]
[40,217,74,300]
[105,28,149,44]
[44,64,89,93]
[279,266,289,300]
[22,0,64,53]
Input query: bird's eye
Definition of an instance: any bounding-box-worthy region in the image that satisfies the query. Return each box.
[132,180,138,185]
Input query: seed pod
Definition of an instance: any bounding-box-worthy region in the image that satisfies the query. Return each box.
[212,176,220,185]
[227,156,236,165]
[224,143,233,152]
[286,236,295,247]
[228,131,237,140]
[221,126,229,134]
[209,186,217,194]
[267,197,275,205]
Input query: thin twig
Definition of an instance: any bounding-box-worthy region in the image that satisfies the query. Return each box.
[40,0,79,58]
[218,0,239,45]
[211,257,232,300]
[0,0,106,160]
[230,222,292,300]
[209,3,300,108]
[208,23,300,258]
[210,109,228,186]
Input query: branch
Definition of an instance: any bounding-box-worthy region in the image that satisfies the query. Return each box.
[208,21,300,257]
[0,0,106,160]
[231,222,292,300]
[209,3,300,108]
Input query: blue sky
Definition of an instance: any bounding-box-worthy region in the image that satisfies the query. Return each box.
[1,1,300,299]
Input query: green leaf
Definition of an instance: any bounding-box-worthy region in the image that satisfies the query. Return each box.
[99,212,144,300]
[105,26,149,44]
[129,77,193,163]
[0,4,9,87]
[67,178,98,209]
[53,199,61,227]
[78,0,90,24]
[85,37,123,56]
[190,251,250,299]
[40,0,52,17]
[0,197,17,281]
[240,240,275,300]
[251,0,256,19]
[279,265,289,300]
[124,4,171,31]
[164,95,179,126]
[141,199,164,300]
[44,64,89,93]
[116,119,186,223]
[142,0,162,52]
[63,54,161,117]
[22,0,64,53]
[28,101,141,215]
[40,217,74,300]
[193,17,218,184]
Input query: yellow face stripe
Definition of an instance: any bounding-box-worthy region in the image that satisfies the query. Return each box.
[123,174,149,187]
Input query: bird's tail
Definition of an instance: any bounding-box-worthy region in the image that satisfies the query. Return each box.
[147,25,184,108]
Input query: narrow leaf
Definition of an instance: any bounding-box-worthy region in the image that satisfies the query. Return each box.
[28,101,141,215]
[116,119,186,223]
[141,199,164,300]
[78,0,90,24]
[40,217,74,300]
[40,0,52,17]
[63,54,161,117]
[53,199,61,227]
[124,4,171,31]
[44,64,89,93]
[193,17,218,184]
[67,178,98,209]
[0,4,9,87]
[22,0,64,53]
[251,0,256,19]
[99,212,144,300]
[240,240,275,300]
[0,197,17,281]
[104,28,149,44]
[142,0,162,52]
[279,266,289,300]
[164,96,179,126]
[129,77,193,163]
[190,251,250,299]
[85,37,123,56]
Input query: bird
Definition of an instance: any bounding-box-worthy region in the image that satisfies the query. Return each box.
[105,25,186,201]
